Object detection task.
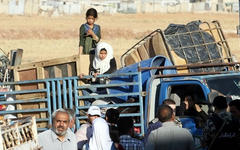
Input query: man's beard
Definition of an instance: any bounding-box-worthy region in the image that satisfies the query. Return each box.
[52,126,67,136]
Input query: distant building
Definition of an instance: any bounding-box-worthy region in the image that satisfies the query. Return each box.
[0,0,238,16]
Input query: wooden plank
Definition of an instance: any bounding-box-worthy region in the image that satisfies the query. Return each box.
[67,63,77,77]
[53,66,62,78]
[171,50,188,73]
[16,69,42,99]
[15,49,23,65]
[151,33,162,55]
[15,69,44,122]
[18,69,37,87]
[70,63,77,76]
[40,55,78,67]
[14,68,47,129]
[59,64,68,77]
[77,55,91,75]
[37,67,47,128]
[44,66,55,78]
[10,49,23,66]
[67,64,73,77]
[13,69,23,118]
[130,50,141,64]
[123,32,172,66]
[10,55,92,128]
[10,55,79,71]
[77,55,90,106]
[124,54,137,66]
[12,55,82,81]
[44,67,50,78]
[152,32,169,57]
[144,38,155,57]
[137,45,150,60]
[76,55,82,76]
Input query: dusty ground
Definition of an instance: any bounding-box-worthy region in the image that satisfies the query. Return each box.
[0,13,239,67]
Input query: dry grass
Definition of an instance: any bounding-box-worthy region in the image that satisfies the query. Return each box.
[0,13,239,65]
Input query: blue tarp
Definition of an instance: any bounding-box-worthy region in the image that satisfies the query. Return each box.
[108,55,176,102]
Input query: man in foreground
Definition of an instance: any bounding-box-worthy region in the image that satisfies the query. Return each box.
[229,99,240,119]
[117,117,144,150]
[145,105,194,150]
[144,99,182,144]
[38,108,77,150]
[87,105,114,150]
[202,96,240,150]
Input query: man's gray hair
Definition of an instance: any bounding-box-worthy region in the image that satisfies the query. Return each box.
[65,108,76,121]
[52,108,70,121]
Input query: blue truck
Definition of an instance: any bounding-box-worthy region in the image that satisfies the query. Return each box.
[0,20,238,149]
[110,55,240,131]
[0,56,239,150]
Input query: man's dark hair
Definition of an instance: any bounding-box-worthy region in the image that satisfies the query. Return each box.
[212,96,228,110]
[185,95,195,108]
[163,99,176,105]
[157,105,173,122]
[229,99,240,111]
[106,108,119,124]
[86,8,98,18]
[117,117,133,135]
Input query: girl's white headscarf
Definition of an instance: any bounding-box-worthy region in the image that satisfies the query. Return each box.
[93,42,113,74]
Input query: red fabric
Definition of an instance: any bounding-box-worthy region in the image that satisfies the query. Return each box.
[117,143,125,150]
[0,105,6,110]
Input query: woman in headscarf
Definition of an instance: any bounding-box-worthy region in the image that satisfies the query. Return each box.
[79,42,117,105]
[90,42,117,77]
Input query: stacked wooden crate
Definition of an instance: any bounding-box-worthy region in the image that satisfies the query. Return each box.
[0,116,40,150]
[9,55,90,129]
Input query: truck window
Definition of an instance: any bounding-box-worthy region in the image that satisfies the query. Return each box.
[168,84,208,116]
[167,84,209,129]
[206,75,240,100]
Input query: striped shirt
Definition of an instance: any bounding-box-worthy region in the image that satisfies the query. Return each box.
[119,135,144,150]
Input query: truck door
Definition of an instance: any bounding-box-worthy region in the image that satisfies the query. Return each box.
[146,79,210,131]
[147,80,209,123]
[146,79,209,149]
[164,80,210,134]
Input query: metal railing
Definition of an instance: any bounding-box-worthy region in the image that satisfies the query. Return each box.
[0,72,145,135]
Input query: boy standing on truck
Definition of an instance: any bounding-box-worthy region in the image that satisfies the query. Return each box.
[79,8,101,55]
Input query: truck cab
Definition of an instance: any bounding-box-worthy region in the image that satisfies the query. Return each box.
[118,20,239,144]
[144,66,240,149]
[146,71,240,124]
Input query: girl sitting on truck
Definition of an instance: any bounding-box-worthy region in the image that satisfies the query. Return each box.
[79,42,117,81]
[90,41,117,78]
[79,42,117,104]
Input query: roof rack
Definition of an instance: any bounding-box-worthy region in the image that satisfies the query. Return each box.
[138,62,240,78]
[121,20,233,72]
